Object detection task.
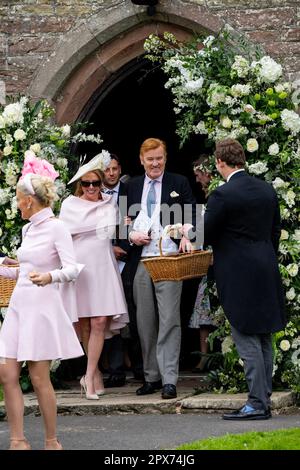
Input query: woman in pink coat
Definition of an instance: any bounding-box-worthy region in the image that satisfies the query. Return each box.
[0,167,83,450]
[60,152,128,400]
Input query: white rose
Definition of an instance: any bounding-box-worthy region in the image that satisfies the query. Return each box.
[56,157,68,168]
[293,229,300,242]
[280,229,289,240]
[246,138,259,153]
[286,263,298,277]
[286,288,296,301]
[268,143,279,155]
[279,340,290,352]
[244,104,255,114]
[248,161,268,175]
[3,145,13,156]
[30,143,41,154]
[220,116,232,128]
[281,109,300,135]
[61,124,71,138]
[258,56,282,83]
[13,128,26,141]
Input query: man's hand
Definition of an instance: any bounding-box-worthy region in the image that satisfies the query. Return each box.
[29,271,52,287]
[113,246,128,260]
[179,236,195,253]
[3,257,18,265]
[129,231,151,246]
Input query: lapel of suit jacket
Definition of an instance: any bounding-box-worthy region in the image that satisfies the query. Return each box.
[160,172,173,225]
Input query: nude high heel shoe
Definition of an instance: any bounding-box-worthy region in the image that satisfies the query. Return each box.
[80,376,99,400]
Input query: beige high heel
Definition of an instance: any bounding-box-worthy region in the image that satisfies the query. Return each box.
[44,438,63,451]
[9,438,31,450]
[80,375,99,400]
[94,371,105,396]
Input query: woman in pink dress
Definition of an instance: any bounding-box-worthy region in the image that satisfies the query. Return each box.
[0,168,83,450]
[60,152,128,400]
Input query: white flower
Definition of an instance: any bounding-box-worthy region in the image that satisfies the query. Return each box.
[292,337,300,349]
[293,229,300,242]
[286,263,298,277]
[268,143,279,155]
[231,55,249,78]
[2,101,25,125]
[291,349,300,367]
[221,335,234,354]
[50,359,61,372]
[220,116,232,128]
[281,109,300,135]
[3,145,13,156]
[61,124,71,138]
[194,121,208,134]
[30,143,41,154]
[283,189,296,208]
[257,56,282,83]
[244,104,255,114]
[56,157,68,168]
[246,138,259,153]
[231,83,251,97]
[203,35,215,47]
[248,161,268,175]
[272,177,288,190]
[13,129,26,141]
[184,77,204,93]
[280,229,289,240]
[286,288,296,301]
[280,339,291,351]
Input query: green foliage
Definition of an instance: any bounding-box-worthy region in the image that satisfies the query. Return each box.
[177,428,300,450]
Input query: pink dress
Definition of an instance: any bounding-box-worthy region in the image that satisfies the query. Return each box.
[0,207,84,362]
[59,195,128,338]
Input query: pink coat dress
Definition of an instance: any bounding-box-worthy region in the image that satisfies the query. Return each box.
[59,195,128,338]
[0,207,84,362]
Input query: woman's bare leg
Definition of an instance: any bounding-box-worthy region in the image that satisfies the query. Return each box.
[85,316,107,395]
[0,359,29,450]
[28,360,62,450]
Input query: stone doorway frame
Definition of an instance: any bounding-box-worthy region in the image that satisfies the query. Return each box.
[28,1,223,125]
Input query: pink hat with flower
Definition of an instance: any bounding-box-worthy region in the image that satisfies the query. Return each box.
[20,151,59,195]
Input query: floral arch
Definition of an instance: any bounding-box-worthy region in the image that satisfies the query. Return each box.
[144,30,300,393]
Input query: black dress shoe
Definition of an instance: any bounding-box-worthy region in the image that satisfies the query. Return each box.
[104,375,126,388]
[222,405,271,420]
[161,384,177,399]
[136,380,162,396]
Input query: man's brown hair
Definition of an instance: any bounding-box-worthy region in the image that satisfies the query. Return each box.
[215,139,246,168]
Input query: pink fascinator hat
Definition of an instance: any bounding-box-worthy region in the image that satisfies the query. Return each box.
[20,151,59,195]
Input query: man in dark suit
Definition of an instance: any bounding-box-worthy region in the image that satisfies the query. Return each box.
[204,138,286,420]
[125,138,197,399]
[102,155,143,387]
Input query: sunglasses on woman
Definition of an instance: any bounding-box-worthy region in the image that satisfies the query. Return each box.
[80,180,102,187]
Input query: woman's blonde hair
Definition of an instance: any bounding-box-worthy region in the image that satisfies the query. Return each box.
[17,175,58,207]
[74,170,103,197]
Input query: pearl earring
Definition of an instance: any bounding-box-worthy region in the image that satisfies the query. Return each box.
[27,204,31,209]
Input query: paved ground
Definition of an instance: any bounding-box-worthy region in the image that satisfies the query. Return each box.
[1,413,300,450]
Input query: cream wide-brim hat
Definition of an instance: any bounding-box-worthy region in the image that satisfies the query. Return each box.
[68,151,111,185]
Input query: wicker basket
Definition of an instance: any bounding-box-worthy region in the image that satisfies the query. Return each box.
[142,237,212,282]
[0,267,18,308]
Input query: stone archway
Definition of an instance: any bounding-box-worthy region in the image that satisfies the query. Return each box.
[28,0,224,124]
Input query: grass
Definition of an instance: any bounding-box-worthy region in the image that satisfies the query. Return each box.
[177,428,300,450]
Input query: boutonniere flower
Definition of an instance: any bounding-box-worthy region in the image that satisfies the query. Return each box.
[170,191,179,198]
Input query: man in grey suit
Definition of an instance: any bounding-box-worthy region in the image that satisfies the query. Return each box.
[125,138,197,399]
[204,138,286,420]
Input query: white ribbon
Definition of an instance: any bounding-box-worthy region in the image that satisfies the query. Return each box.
[22,173,35,195]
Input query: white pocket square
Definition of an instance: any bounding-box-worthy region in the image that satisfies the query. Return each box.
[170,191,179,198]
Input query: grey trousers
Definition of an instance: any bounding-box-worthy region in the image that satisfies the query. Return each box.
[133,262,182,385]
[231,326,273,411]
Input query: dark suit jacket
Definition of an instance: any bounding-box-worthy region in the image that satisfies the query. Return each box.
[204,171,286,335]
[124,171,197,283]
